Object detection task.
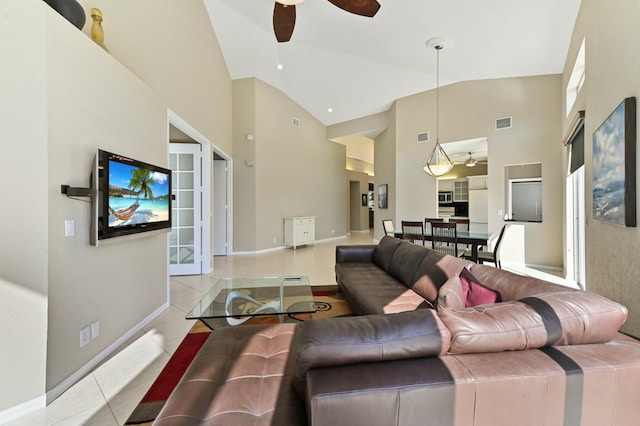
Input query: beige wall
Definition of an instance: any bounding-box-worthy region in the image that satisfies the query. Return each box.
[1,0,234,416]
[346,157,374,175]
[393,76,563,267]
[0,0,49,412]
[373,104,398,240]
[232,78,348,252]
[232,79,257,251]
[565,0,640,337]
[45,9,169,392]
[77,0,233,155]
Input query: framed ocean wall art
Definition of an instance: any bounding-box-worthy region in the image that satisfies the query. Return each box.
[592,97,636,227]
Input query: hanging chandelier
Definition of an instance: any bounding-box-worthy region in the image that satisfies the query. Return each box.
[423,37,454,177]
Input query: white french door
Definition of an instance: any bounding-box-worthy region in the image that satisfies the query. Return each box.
[169,143,202,275]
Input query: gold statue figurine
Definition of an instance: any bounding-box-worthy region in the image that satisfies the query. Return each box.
[90,8,109,52]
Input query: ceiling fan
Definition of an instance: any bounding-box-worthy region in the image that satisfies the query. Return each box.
[454,152,488,168]
[273,0,381,43]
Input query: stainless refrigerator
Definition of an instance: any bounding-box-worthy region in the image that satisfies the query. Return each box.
[469,189,488,232]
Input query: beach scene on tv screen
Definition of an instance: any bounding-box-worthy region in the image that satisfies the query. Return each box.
[108,160,170,227]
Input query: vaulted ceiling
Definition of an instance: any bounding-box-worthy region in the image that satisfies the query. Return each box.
[204,0,582,127]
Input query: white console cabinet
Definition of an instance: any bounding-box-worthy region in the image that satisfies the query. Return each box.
[284,216,315,249]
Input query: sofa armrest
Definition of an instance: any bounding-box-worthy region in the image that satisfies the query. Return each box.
[335,244,376,263]
[305,358,456,426]
[290,309,451,399]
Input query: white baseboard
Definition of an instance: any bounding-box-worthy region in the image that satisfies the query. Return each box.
[233,246,285,255]
[315,235,348,244]
[232,235,348,255]
[0,395,46,424]
[45,302,170,405]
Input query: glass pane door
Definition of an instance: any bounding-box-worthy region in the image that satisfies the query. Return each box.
[169,143,202,275]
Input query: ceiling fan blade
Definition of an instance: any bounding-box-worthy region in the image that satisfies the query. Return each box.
[327,0,380,17]
[273,2,296,42]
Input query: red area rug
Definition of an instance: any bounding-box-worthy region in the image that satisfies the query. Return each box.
[124,324,211,425]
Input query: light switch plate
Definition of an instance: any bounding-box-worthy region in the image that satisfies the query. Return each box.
[65,220,75,237]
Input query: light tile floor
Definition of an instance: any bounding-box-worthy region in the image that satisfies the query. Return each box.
[6,232,375,426]
[6,231,571,425]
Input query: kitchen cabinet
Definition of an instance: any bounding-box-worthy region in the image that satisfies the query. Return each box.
[468,175,488,190]
[453,179,468,202]
[438,179,454,192]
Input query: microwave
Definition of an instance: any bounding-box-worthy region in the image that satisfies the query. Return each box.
[438,191,453,203]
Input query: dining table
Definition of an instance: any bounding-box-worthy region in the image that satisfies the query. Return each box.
[393,229,493,263]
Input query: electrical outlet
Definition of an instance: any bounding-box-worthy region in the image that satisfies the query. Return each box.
[80,326,90,347]
[331,230,335,235]
[273,237,277,243]
[90,321,100,339]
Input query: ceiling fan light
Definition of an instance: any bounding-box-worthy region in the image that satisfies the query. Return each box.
[276,0,305,5]
[464,152,477,167]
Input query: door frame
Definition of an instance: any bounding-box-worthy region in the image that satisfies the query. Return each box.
[213,157,230,255]
[168,110,233,269]
[168,110,211,274]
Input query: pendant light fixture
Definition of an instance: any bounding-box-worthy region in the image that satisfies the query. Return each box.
[423,37,454,177]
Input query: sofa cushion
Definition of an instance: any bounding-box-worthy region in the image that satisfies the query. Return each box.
[410,252,473,303]
[459,267,502,307]
[436,275,465,311]
[336,263,432,315]
[372,236,403,271]
[290,310,451,399]
[387,242,429,286]
[438,290,628,354]
[155,323,306,426]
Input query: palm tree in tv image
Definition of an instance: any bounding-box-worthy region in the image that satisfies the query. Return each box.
[128,167,155,200]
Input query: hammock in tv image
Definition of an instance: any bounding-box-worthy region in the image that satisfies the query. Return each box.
[109,200,140,221]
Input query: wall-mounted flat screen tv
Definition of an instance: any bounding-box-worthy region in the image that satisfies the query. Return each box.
[91,149,172,246]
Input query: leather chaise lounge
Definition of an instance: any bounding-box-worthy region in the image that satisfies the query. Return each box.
[155,236,640,425]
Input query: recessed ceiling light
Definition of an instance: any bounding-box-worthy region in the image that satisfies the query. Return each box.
[328,107,333,113]
[276,63,284,70]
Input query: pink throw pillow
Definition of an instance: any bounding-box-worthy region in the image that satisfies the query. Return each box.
[459,267,502,307]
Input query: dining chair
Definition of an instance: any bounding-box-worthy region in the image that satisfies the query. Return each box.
[424,217,444,234]
[449,218,470,249]
[401,221,425,245]
[462,223,508,268]
[382,219,395,237]
[431,222,458,256]
[448,218,469,231]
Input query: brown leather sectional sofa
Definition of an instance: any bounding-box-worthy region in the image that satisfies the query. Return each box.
[155,236,640,425]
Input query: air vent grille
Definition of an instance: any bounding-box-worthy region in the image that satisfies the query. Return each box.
[292,117,301,127]
[417,132,430,143]
[496,116,512,129]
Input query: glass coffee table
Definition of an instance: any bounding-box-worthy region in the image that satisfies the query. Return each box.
[186,276,317,328]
